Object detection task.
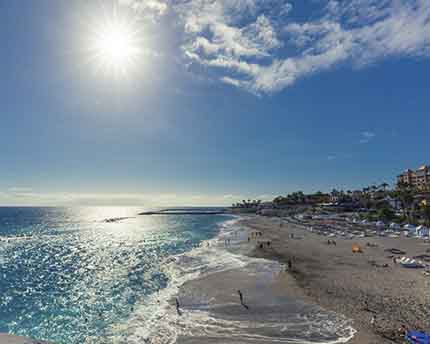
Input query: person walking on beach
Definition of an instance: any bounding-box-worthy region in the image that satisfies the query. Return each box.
[237,290,249,309]
[238,290,243,303]
[175,298,182,316]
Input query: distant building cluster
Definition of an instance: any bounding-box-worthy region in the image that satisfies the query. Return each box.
[398,165,430,190]
[230,163,430,225]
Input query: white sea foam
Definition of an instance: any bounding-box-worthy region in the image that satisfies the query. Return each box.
[103,217,249,343]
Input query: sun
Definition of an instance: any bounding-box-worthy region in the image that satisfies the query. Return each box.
[89,14,142,77]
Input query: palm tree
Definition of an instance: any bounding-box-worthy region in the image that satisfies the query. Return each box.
[380,182,389,192]
[421,204,430,226]
[393,182,417,221]
[360,192,372,209]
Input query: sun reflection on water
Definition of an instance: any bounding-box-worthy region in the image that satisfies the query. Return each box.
[0,207,229,343]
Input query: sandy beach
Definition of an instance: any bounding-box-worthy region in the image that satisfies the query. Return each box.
[241,216,430,343]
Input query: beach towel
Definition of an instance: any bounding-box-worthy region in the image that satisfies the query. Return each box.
[406,331,430,343]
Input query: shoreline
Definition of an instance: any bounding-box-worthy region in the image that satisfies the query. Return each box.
[173,215,356,344]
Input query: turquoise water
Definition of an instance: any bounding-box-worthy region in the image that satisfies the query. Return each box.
[0,207,232,343]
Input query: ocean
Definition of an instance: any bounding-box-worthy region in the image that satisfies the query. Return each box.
[0,207,355,344]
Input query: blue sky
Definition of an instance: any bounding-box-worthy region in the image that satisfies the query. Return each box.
[1,0,430,206]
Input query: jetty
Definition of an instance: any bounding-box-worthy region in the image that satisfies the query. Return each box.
[138,208,228,216]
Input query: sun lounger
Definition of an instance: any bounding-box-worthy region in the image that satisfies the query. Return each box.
[398,257,425,268]
[385,248,406,255]
[413,254,430,262]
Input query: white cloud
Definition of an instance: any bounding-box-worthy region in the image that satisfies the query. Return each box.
[176,0,430,93]
[179,1,285,62]
[118,0,168,19]
[359,131,376,143]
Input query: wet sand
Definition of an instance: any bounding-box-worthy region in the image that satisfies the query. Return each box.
[175,218,356,344]
[176,262,355,344]
[242,216,430,343]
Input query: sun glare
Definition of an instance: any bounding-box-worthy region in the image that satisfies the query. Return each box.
[89,15,142,77]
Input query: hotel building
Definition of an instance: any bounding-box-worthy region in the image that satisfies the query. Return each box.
[397,165,430,189]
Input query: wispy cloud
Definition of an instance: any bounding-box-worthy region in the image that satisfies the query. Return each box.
[0,190,269,206]
[175,0,430,93]
[327,153,353,161]
[8,187,33,193]
[359,131,376,144]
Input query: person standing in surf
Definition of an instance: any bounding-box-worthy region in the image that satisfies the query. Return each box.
[175,298,182,316]
[237,290,249,309]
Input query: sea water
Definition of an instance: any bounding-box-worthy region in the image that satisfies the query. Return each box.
[0,207,355,344]
[0,207,231,343]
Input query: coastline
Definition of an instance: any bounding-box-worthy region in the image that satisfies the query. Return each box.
[3,213,429,343]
